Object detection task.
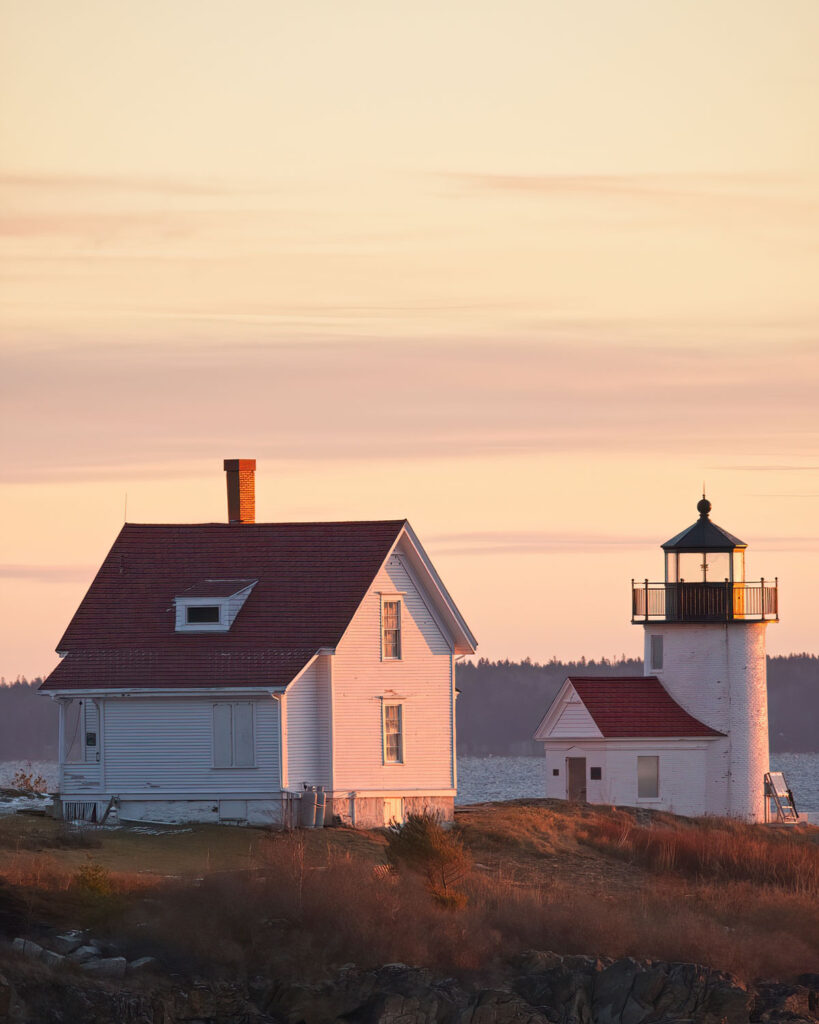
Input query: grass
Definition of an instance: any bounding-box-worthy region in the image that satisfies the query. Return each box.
[1,801,817,985]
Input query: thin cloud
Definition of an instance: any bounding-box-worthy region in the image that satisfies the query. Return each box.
[426,530,655,556]
[1,335,817,483]
[426,530,819,557]
[712,465,819,472]
[0,564,94,582]
[439,171,818,223]
[0,172,245,197]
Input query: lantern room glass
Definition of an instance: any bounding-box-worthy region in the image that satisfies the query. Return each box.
[665,549,741,583]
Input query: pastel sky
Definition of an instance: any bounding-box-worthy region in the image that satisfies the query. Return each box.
[1,1,818,679]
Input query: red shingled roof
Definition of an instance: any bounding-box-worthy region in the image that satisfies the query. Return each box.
[568,676,724,738]
[41,520,406,691]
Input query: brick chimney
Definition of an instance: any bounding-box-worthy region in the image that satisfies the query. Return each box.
[223,459,256,524]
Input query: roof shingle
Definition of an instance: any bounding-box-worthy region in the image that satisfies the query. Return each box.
[41,520,406,692]
[567,676,724,738]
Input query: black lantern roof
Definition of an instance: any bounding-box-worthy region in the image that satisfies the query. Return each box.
[661,497,746,552]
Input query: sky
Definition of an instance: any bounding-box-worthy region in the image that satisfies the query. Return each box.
[1,1,818,679]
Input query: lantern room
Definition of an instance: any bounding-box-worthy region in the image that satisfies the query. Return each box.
[663,496,745,584]
[632,497,778,623]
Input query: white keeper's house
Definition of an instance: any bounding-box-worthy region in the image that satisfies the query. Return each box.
[40,460,477,827]
[535,497,778,821]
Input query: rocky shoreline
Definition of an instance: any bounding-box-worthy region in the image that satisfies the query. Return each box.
[1,947,818,1024]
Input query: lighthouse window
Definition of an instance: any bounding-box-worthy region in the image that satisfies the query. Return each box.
[637,756,659,799]
[650,635,663,671]
[590,767,602,780]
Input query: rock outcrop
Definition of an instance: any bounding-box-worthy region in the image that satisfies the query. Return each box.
[0,949,817,1024]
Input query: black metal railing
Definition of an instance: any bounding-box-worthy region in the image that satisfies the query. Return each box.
[631,579,778,623]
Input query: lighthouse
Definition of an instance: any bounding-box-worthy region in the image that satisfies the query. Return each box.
[631,497,778,821]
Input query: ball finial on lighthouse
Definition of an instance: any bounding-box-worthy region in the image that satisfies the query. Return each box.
[697,494,712,518]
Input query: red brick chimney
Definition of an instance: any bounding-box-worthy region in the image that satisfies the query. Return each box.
[223,459,256,524]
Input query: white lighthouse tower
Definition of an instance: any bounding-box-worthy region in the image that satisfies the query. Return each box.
[632,497,778,821]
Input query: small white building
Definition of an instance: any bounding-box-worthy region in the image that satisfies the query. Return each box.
[40,460,477,827]
[535,498,778,821]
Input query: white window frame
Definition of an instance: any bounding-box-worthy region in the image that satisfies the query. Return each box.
[212,702,256,769]
[380,595,403,661]
[176,597,230,633]
[382,701,404,765]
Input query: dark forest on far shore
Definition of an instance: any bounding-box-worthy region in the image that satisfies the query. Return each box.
[1,653,817,762]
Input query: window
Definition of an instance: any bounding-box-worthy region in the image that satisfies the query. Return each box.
[650,635,663,671]
[637,756,659,799]
[552,768,560,776]
[383,703,404,763]
[590,766,602,780]
[213,703,255,768]
[381,599,402,660]
[187,605,221,624]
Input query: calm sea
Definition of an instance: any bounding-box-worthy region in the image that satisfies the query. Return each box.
[456,753,819,820]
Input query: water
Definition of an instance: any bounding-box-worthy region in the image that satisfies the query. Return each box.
[456,753,819,821]
[2,757,817,819]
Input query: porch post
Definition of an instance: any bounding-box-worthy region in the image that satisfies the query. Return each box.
[57,699,65,763]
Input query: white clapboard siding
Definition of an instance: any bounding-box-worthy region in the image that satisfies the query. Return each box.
[103,696,280,794]
[287,655,332,789]
[332,549,454,792]
[549,698,602,738]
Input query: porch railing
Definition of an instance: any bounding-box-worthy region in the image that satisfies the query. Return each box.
[631,579,778,623]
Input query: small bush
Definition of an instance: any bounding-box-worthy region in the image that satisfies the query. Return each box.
[11,763,48,795]
[72,860,113,897]
[386,813,472,906]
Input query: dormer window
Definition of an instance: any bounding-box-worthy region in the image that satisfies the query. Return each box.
[175,579,257,633]
[186,606,221,625]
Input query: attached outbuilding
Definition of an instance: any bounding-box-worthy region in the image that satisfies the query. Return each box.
[534,676,725,816]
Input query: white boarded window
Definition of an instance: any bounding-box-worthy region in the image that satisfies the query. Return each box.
[383,703,404,764]
[637,755,659,799]
[213,703,255,768]
[381,599,402,660]
[650,635,663,671]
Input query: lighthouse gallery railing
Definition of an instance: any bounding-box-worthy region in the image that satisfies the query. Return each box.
[631,579,778,623]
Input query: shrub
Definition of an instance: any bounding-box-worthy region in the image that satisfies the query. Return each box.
[11,763,48,795]
[72,860,113,897]
[385,813,472,906]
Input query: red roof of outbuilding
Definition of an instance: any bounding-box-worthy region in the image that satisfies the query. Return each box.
[567,676,724,738]
[41,520,406,691]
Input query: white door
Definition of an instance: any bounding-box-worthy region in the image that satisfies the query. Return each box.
[383,797,404,826]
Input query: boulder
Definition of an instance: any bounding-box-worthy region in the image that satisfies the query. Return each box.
[40,949,65,968]
[11,938,43,959]
[80,956,127,979]
[51,930,86,955]
[69,944,100,963]
[127,955,159,974]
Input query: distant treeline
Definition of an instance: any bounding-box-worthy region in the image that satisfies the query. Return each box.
[1,654,817,762]
[0,678,57,761]
[456,654,819,754]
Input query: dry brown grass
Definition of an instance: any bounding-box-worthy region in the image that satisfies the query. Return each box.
[1,802,817,984]
[578,811,819,894]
